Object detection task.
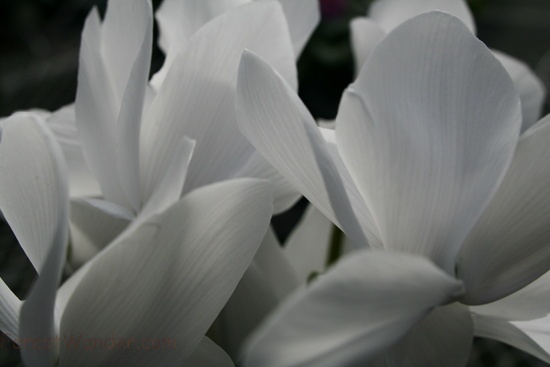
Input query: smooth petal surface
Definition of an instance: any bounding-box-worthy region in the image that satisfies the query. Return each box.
[60,179,273,366]
[142,2,296,203]
[459,115,550,304]
[0,115,70,366]
[284,205,334,282]
[336,12,521,273]
[185,336,234,367]
[46,105,100,197]
[350,17,385,74]
[369,0,475,33]
[469,270,550,322]
[154,0,249,86]
[68,198,132,267]
[242,250,464,367]
[273,0,320,57]
[231,150,301,214]
[474,314,550,364]
[493,50,546,132]
[371,303,473,367]
[75,8,128,207]
[236,50,379,247]
[218,228,298,358]
[115,16,153,212]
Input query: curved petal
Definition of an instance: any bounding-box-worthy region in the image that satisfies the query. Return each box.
[236,50,380,248]
[0,114,70,366]
[115,17,153,212]
[154,0,249,87]
[459,115,550,304]
[0,279,21,342]
[231,150,301,214]
[75,7,129,207]
[185,336,234,367]
[493,50,546,133]
[469,270,550,322]
[368,0,475,34]
[350,17,385,74]
[59,178,273,366]
[336,12,521,273]
[46,105,100,198]
[217,228,298,358]
[242,250,464,367]
[68,198,132,268]
[275,0,320,57]
[473,314,550,364]
[142,2,296,203]
[284,204,334,282]
[371,303,473,367]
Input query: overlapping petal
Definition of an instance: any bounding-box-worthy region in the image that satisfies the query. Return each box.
[242,250,464,367]
[0,114,69,366]
[459,115,550,304]
[236,50,379,247]
[349,17,385,73]
[336,12,521,273]
[59,178,273,366]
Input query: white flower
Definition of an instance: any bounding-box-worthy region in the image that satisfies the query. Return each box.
[350,0,546,131]
[236,11,550,366]
[0,113,274,366]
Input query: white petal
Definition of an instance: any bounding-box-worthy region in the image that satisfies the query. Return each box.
[217,228,298,358]
[100,0,153,100]
[459,115,550,304]
[68,198,132,268]
[142,2,296,203]
[75,8,129,207]
[371,303,473,367]
[236,50,379,248]
[0,115,69,366]
[59,178,273,366]
[368,0,475,33]
[46,105,101,198]
[493,50,546,133]
[474,314,550,364]
[0,279,21,342]
[284,204,334,282]
[154,0,249,85]
[336,12,521,273]
[274,0,320,57]
[231,150,301,214]
[115,17,152,212]
[185,336,234,367]
[242,250,464,367]
[138,137,195,221]
[469,270,550,322]
[350,17,385,74]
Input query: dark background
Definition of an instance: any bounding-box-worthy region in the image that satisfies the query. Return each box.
[0,0,549,365]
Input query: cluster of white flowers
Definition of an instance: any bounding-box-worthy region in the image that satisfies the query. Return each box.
[0,0,548,366]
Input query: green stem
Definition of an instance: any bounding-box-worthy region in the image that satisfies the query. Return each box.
[326,225,344,267]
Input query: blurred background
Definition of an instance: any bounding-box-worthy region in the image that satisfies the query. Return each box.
[0,0,549,365]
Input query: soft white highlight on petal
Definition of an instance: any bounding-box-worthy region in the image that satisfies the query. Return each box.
[336,12,521,273]
[369,0,475,33]
[60,179,273,366]
[274,0,320,57]
[0,279,21,342]
[459,115,550,304]
[242,250,464,367]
